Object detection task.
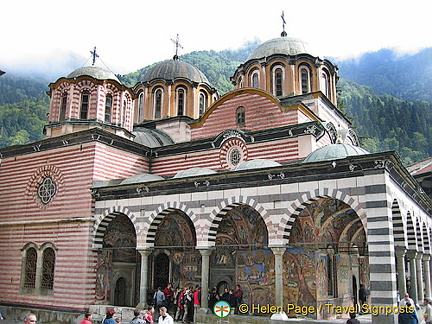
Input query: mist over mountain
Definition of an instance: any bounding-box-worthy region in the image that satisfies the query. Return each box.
[1,44,432,165]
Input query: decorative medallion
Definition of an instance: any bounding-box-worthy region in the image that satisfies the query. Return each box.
[219,137,248,170]
[37,177,57,204]
[26,165,64,209]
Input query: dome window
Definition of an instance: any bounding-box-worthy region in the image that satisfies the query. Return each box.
[236,106,245,127]
[300,67,311,94]
[80,90,90,119]
[321,71,331,99]
[60,92,67,121]
[105,94,112,123]
[176,87,186,116]
[271,66,284,97]
[138,92,144,121]
[153,88,163,119]
[199,91,208,115]
[251,70,259,88]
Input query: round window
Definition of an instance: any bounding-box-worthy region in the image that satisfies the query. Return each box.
[37,177,57,204]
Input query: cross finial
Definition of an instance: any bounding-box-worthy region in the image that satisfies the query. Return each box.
[170,34,183,60]
[90,46,99,65]
[281,11,287,37]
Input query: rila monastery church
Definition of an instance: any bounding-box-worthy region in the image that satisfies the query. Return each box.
[1,26,432,324]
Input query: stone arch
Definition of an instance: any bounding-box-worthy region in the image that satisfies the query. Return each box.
[392,199,406,248]
[281,189,365,245]
[206,196,271,245]
[406,212,417,250]
[145,201,198,246]
[93,206,137,249]
[422,223,430,255]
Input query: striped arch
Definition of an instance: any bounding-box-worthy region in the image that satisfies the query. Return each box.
[406,212,417,250]
[93,205,137,249]
[281,189,364,244]
[206,195,271,245]
[423,225,431,255]
[392,199,406,248]
[145,201,198,246]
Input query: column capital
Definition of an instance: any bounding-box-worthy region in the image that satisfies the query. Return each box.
[197,247,214,257]
[137,248,153,257]
[395,246,407,258]
[415,251,424,260]
[423,254,431,262]
[270,247,286,256]
[406,250,418,260]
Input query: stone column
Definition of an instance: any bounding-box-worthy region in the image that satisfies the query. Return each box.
[416,252,424,300]
[271,247,285,307]
[406,250,418,304]
[395,247,407,295]
[423,254,432,299]
[137,249,152,308]
[199,248,212,310]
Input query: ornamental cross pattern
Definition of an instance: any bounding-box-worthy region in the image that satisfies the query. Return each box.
[214,301,231,318]
[37,177,57,204]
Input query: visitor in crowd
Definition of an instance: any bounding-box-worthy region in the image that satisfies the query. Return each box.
[193,285,201,323]
[208,287,219,313]
[400,293,415,307]
[153,287,165,320]
[103,309,116,324]
[182,285,193,324]
[23,313,37,324]
[80,312,93,324]
[158,307,173,324]
[233,284,243,314]
[175,287,185,322]
[398,302,419,324]
[163,283,174,311]
[346,312,360,324]
[423,298,432,324]
[143,306,154,324]
[130,309,145,324]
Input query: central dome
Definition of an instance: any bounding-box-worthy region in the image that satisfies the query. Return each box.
[142,59,210,84]
[248,37,309,60]
[67,65,120,83]
[302,143,370,163]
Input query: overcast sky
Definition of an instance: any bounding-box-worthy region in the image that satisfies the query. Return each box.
[1,0,431,77]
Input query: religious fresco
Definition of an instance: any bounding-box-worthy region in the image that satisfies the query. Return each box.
[154,211,200,288]
[95,250,112,301]
[285,198,368,318]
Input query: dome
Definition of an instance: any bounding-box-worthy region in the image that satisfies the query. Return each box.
[142,59,210,84]
[67,65,120,83]
[120,173,164,184]
[248,37,309,60]
[235,159,281,171]
[173,167,216,179]
[302,143,370,163]
[132,127,175,148]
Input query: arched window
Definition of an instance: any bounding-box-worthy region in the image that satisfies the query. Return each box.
[105,94,112,123]
[24,247,37,289]
[199,91,208,116]
[300,67,311,94]
[138,92,144,121]
[236,106,245,127]
[80,90,90,119]
[154,88,163,119]
[41,247,55,290]
[238,77,243,88]
[60,92,67,121]
[176,87,186,116]
[272,67,284,96]
[251,71,259,88]
[321,71,331,99]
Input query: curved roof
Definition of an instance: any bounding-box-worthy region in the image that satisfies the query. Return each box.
[248,36,309,60]
[302,143,370,163]
[120,173,164,184]
[132,127,175,148]
[173,167,216,179]
[235,159,281,171]
[67,65,120,83]
[142,59,210,84]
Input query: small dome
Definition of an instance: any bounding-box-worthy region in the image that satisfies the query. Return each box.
[142,59,210,84]
[121,173,164,184]
[67,65,120,83]
[302,143,370,163]
[235,159,281,171]
[133,127,175,148]
[173,167,216,179]
[248,37,309,60]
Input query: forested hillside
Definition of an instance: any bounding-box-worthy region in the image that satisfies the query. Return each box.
[1,45,432,165]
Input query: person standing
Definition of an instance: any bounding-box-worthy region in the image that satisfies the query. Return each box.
[163,283,174,311]
[358,284,367,312]
[143,306,155,324]
[233,285,243,314]
[193,285,201,323]
[400,293,415,307]
[80,312,93,324]
[182,285,193,324]
[175,287,185,321]
[424,298,432,324]
[158,307,173,324]
[130,309,145,324]
[208,287,219,313]
[103,309,116,324]
[153,287,165,320]
[23,313,37,324]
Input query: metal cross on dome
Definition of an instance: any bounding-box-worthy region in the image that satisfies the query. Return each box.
[281,11,287,37]
[171,34,183,60]
[90,46,99,65]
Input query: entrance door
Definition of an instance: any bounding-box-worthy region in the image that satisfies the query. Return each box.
[154,253,169,289]
[114,277,126,306]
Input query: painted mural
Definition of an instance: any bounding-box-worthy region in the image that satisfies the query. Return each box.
[211,204,273,306]
[154,211,200,288]
[285,198,368,318]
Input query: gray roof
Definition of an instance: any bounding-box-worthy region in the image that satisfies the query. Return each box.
[248,37,309,60]
[67,65,120,83]
[235,159,281,171]
[142,59,210,84]
[132,127,175,148]
[173,167,216,179]
[120,173,164,184]
[302,143,370,163]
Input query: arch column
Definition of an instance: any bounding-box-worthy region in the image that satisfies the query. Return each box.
[416,252,424,300]
[137,248,152,308]
[395,246,407,295]
[198,248,213,310]
[423,254,432,299]
[271,247,285,307]
[406,250,418,304]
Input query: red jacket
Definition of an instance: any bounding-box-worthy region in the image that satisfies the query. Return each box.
[193,289,201,306]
